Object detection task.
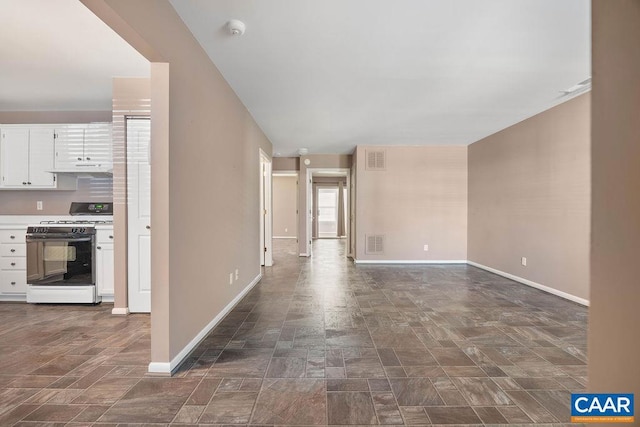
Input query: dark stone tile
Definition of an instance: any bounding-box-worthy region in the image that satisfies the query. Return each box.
[529,389,572,422]
[251,378,326,425]
[452,377,511,405]
[400,406,430,424]
[514,377,562,390]
[429,347,476,366]
[23,404,85,422]
[327,379,369,391]
[327,391,377,425]
[98,377,199,423]
[208,348,273,378]
[506,390,558,422]
[389,378,443,406]
[425,405,483,424]
[199,391,257,424]
[395,348,438,366]
[474,406,509,423]
[186,378,221,405]
[368,378,391,391]
[344,357,386,378]
[376,348,401,366]
[266,357,306,378]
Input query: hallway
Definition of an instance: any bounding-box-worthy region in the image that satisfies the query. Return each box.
[0,239,587,425]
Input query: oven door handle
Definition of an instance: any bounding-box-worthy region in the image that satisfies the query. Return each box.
[26,236,94,243]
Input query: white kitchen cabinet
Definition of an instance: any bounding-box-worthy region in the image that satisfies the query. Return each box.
[54,123,112,172]
[1,128,56,188]
[96,228,114,297]
[0,126,76,190]
[0,228,27,296]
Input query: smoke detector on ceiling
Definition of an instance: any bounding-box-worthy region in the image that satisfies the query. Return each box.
[227,19,246,36]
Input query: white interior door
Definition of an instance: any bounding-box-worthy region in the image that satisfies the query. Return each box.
[127,117,151,313]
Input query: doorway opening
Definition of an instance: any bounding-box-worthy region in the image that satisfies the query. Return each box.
[259,150,273,267]
[305,168,351,257]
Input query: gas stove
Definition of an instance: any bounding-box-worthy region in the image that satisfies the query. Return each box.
[25,202,113,304]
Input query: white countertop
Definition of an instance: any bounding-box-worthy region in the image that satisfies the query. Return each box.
[0,215,113,229]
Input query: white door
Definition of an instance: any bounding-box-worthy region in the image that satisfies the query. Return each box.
[1,128,29,187]
[28,128,56,187]
[317,187,339,238]
[127,118,151,313]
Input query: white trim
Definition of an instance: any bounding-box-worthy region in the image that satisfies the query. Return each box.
[299,253,309,257]
[273,236,297,239]
[354,259,467,265]
[272,171,298,177]
[101,295,114,303]
[147,273,263,375]
[111,307,130,315]
[467,261,589,306]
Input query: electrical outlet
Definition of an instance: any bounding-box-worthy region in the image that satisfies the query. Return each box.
[36,201,43,211]
[235,269,239,280]
[229,273,234,285]
[521,257,527,266]
[423,244,429,251]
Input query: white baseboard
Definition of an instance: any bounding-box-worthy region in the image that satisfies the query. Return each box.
[111,307,129,315]
[354,259,467,265]
[467,261,589,306]
[273,236,297,239]
[299,253,309,257]
[101,295,114,303]
[147,272,263,375]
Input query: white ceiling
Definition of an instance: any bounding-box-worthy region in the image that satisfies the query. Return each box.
[0,0,149,112]
[170,0,590,155]
[0,1,589,156]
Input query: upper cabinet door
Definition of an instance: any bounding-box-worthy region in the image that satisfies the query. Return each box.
[84,123,112,168]
[54,124,85,169]
[28,128,55,187]
[1,128,30,187]
[54,123,112,171]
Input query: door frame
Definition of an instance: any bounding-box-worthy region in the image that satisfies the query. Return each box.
[259,149,273,267]
[305,168,350,256]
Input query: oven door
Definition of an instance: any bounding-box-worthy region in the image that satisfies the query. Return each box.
[26,236,95,286]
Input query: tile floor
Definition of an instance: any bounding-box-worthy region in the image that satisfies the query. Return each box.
[0,239,588,426]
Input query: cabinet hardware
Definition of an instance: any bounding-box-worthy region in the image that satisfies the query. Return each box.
[97,246,102,250]
[10,249,15,253]
[10,262,15,266]
[10,235,15,239]
[109,235,113,239]
[11,282,16,285]
[86,157,91,160]
[146,225,151,230]
[27,182,31,185]
[77,157,82,161]
[22,182,26,185]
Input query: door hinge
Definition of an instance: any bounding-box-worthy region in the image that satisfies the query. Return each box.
[264,247,267,253]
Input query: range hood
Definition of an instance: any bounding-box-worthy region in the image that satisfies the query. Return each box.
[48,169,113,178]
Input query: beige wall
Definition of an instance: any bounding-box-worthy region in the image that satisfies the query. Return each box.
[85,0,272,366]
[0,110,114,215]
[298,154,352,255]
[589,0,640,399]
[272,175,297,238]
[468,94,591,302]
[273,157,299,171]
[355,145,467,261]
